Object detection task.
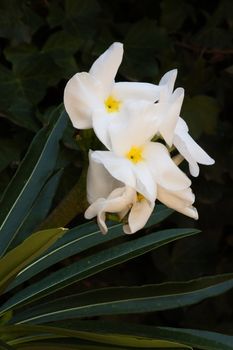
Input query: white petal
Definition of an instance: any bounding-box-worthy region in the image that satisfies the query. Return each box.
[109,101,159,156]
[87,150,120,203]
[124,199,154,234]
[133,162,157,203]
[97,186,136,234]
[106,187,135,212]
[175,116,189,133]
[174,118,215,177]
[89,42,123,95]
[64,72,103,129]
[92,108,114,149]
[91,151,136,188]
[97,211,108,234]
[92,91,159,150]
[174,134,200,176]
[159,69,177,94]
[113,82,160,102]
[85,198,105,219]
[159,87,184,147]
[85,186,136,234]
[144,142,191,190]
[157,186,198,220]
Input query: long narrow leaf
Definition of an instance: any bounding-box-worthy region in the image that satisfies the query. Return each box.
[14,344,119,350]
[13,342,189,350]
[1,325,190,349]
[4,322,232,350]
[0,228,68,294]
[7,205,172,292]
[40,321,233,350]
[0,107,67,257]
[11,272,233,324]
[11,170,63,247]
[151,327,233,350]
[0,228,199,315]
[0,340,14,350]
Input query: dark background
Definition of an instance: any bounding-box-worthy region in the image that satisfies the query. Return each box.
[0,0,232,333]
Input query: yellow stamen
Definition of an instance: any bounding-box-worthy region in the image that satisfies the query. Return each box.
[137,193,145,202]
[105,96,121,113]
[126,146,143,164]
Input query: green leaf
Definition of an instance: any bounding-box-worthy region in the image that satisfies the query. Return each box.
[160,0,194,32]
[8,341,189,350]
[11,272,233,324]
[6,205,172,292]
[5,322,233,350]
[43,31,79,55]
[0,61,47,120]
[14,344,108,350]
[0,324,190,349]
[0,65,40,131]
[11,170,63,247]
[121,18,170,80]
[182,95,219,138]
[65,0,100,18]
[0,228,68,294]
[0,0,30,42]
[0,339,14,350]
[5,44,62,90]
[42,321,233,350]
[152,327,233,350]
[4,98,40,132]
[6,222,122,292]
[0,0,43,44]
[0,107,67,257]
[0,311,12,326]
[0,228,199,315]
[42,31,79,79]
[0,139,21,173]
[125,18,170,51]
[47,2,65,28]
[64,0,100,40]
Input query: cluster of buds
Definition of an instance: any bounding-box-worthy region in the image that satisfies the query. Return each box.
[64,43,214,234]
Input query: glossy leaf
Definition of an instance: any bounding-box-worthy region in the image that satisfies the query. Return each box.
[11,272,233,324]
[0,228,68,294]
[0,228,199,315]
[6,205,173,292]
[5,322,233,350]
[45,321,233,350]
[152,327,233,350]
[11,170,63,247]
[12,342,188,350]
[0,324,190,349]
[0,107,67,257]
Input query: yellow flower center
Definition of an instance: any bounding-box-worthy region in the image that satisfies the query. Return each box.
[137,193,145,202]
[105,95,121,113]
[126,146,143,164]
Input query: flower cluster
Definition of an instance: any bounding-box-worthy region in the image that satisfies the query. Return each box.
[64,42,214,234]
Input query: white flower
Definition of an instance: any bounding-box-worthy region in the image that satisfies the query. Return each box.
[64,42,161,148]
[85,153,154,234]
[154,69,185,147]
[156,70,215,176]
[85,186,154,234]
[174,117,215,176]
[157,185,198,220]
[90,101,191,204]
